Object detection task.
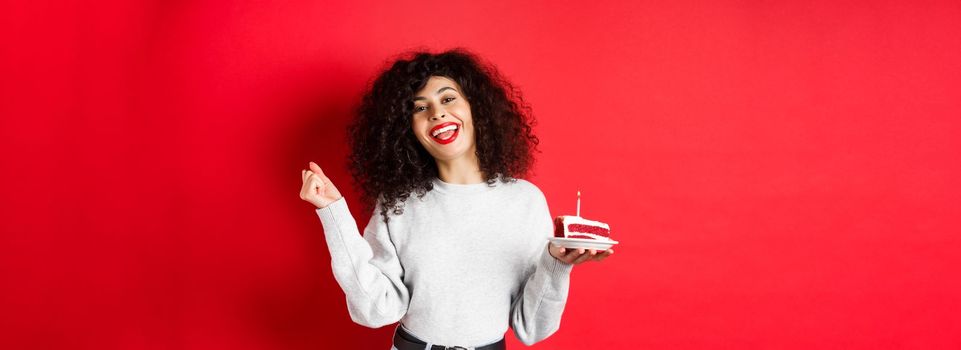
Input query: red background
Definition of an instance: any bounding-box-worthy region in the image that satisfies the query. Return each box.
[2,1,960,349]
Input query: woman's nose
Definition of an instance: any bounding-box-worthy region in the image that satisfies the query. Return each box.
[431,113,446,121]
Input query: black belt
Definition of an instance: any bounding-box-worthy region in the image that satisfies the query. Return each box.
[392,324,506,350]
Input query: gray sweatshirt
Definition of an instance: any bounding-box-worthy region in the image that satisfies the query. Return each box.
[315,177,573,347]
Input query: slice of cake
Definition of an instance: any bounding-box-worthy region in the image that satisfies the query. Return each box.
[554,215,612,241]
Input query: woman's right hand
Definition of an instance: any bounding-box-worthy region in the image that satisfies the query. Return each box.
[300,161,343,209]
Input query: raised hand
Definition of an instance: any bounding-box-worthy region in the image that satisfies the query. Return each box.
[300,161,343,209]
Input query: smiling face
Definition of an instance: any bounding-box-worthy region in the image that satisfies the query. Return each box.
[410,76,476,162]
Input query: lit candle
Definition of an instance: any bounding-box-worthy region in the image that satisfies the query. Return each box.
[576,190,581,217]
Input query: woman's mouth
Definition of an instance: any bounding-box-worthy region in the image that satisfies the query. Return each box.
[430,122,460,145]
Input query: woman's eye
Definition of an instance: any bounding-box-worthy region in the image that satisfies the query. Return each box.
[414,106,427,112]
[442,97,456,103]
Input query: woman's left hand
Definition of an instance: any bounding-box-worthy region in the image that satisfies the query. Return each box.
[548,242,613,265]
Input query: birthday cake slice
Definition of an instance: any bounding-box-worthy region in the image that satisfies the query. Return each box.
[554,215,612,241]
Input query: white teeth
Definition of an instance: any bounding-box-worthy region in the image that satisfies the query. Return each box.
[431,125,458,137]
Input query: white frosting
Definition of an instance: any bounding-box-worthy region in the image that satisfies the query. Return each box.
[559,215,612,241]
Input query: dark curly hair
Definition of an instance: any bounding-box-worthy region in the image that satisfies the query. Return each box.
[347,48,539,223]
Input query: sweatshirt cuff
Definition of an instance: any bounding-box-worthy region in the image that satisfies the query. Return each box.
[540,241,574,278]
[315,197,352,232]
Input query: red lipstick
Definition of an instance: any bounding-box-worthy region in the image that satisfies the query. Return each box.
[429,122,460,145]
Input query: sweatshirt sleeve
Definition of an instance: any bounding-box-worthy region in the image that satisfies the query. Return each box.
[315,197,410,328]
[509,188,575,345]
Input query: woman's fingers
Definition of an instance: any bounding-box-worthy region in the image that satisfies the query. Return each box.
[555,247,614,264]
[309,174,326,195]
[309,162,326,178]
[300,162,343,209]
[307,163,336,186]
[299,175,311,200]
[303,169,320,184]
[564,248,583,259]
[572,249,595,264]
[549,244,614,264]
[592,249,614,262]
[560,248,585,264]
[300,170,321,194]
[548,243,568,261]
[301,174,316,196]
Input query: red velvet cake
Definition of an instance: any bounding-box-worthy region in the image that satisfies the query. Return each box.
[553,215,612,241]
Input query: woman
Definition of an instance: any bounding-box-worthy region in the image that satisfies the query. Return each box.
[300,49,613,349]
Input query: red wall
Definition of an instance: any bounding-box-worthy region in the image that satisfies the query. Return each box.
[2,1,960,349]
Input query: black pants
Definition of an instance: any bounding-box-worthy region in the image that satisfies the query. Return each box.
[391,324,506,350]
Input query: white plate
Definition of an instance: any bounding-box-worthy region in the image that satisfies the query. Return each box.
[549,237,619,251]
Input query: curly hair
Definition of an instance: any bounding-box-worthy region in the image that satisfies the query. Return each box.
[347,48,539,223]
